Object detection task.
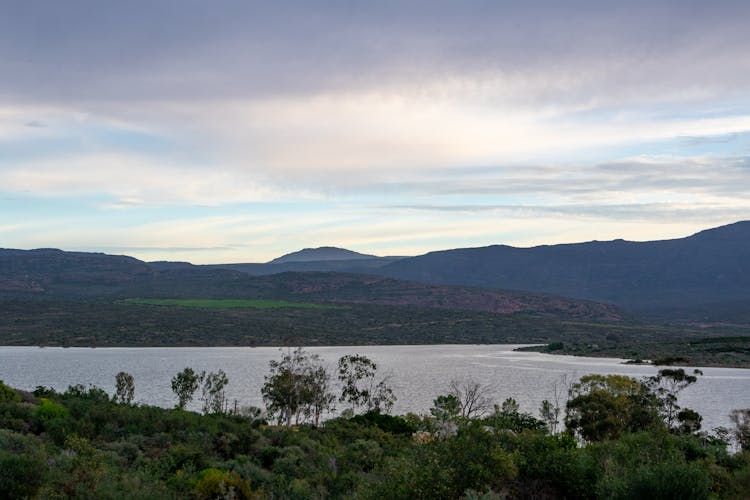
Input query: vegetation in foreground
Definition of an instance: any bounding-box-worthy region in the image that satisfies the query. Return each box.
[1,348,750,499]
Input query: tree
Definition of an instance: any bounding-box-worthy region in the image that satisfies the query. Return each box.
[565,374,662,442]
[337,354,396,414]
[676,408,702,434]
[539,399,560,434]
[487,398,546,432]
[201,369,229,414]
[448,378,492,418]
[114,371,135,404]
[262,347,335,426]
[430,394,461,422]
[171,367,203,410]
[305,362,336,426]
[645,368,702,430]
[730,408,750,451]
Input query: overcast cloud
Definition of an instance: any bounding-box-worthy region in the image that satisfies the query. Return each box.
[1,1,749,261]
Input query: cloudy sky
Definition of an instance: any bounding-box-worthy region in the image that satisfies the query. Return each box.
[1,1,749,263]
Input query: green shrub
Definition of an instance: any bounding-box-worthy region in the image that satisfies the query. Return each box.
[0,380,20,403]
[0,451,46,499]
[0,431,46,499]
[601,461,711,500]
[34,398,69,421]
[350,411,416,434]
[194,468,259,499]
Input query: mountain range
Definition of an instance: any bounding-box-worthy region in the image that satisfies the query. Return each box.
[2,221,749,322]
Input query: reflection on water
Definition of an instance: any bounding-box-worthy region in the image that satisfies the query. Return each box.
[1,344,748,430]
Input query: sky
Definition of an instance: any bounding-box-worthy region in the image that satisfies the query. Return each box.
[1,0,749,263]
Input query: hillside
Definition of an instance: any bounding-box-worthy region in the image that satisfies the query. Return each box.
[0,248,619,321]
[377,221,750,320]
[0,248,152,296]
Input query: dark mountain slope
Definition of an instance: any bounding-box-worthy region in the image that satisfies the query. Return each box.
[377,221,750,316]
[0,248,153,296]
[0,248,620,321]
[269,246,376,263]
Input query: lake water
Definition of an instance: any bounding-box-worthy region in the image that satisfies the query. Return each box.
[1,344,748,431]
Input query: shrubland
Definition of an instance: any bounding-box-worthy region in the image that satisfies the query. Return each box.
[0,351,749,499]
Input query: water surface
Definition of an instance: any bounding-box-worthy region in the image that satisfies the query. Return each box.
[1,345,747,430]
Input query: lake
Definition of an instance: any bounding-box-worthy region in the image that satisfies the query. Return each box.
[1,344,748,430]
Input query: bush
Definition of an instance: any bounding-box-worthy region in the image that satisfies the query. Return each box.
[0,430,46,499]
[0,380,20,403]
[0,451,46,499]
[601,461,711,500]
[34,398,69,421]
[350,411,416,434]
[194,468,259,499]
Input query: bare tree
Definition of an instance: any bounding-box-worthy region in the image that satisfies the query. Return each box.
[541,373,572,434]
[730,409,750,451]
[449,378,493,418]
[539,400,559,434]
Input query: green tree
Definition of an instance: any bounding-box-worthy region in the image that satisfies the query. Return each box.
[201,369,229,414]
[565,374,662,442]
[171,367,203,410]
[645,368,702,430]
[114,371,135,404]
[263,347,335,426]
[337,354,396,414]
[430,394,461,422]
[487,398,546,433]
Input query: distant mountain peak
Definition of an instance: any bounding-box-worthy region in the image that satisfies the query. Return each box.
[268,246,377,264]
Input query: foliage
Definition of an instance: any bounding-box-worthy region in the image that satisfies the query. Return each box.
[0,372,748,499]
[566,374,662,442]
[201,369,229,415]
[645,368,702,430]
[0,380,20,403]
[430,394,461,422]
[115,371,135,404]
[64,383,111,402]
[171,367,203,410]
[33,398,69,421]
[337,354,395,414]
[730,409,750,451]
[349,411,416,435]
[485,399,547,433]
[262,347,335,426]
[194,468,261,499]
[0,430,46,499]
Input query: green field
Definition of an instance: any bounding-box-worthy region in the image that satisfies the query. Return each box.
[123,298,338,309]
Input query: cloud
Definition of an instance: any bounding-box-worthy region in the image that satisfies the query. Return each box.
[1,1,749,261]
[2,1,749,104]
[0,152,321,206]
